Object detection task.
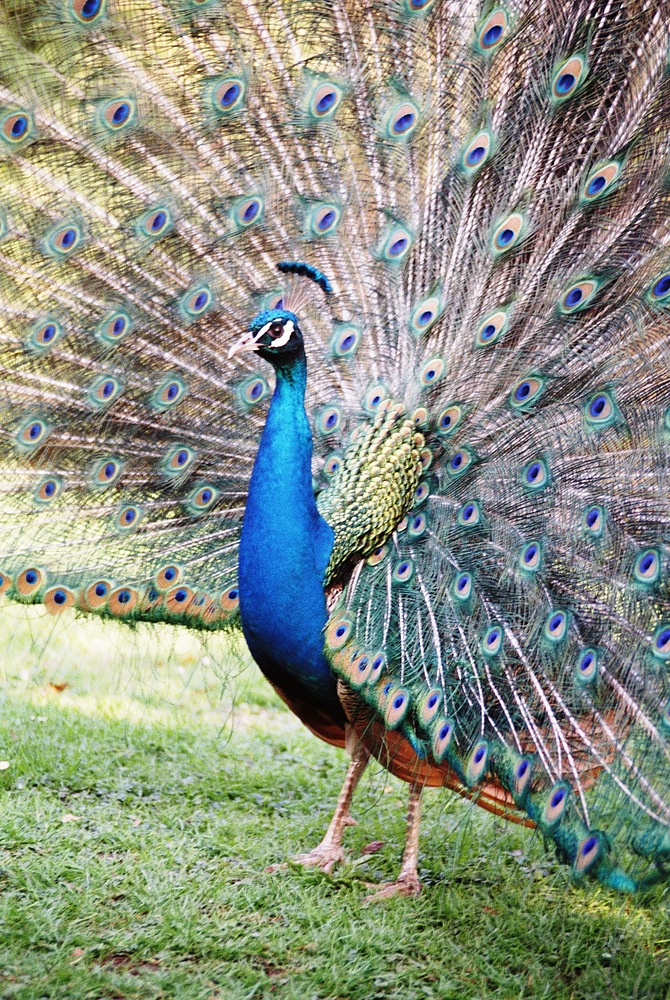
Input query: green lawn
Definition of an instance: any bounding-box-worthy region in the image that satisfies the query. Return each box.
[0,606,668,999]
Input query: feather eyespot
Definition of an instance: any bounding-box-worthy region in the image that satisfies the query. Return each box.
[466,741,489,786]
[475,8,508,53]
[16,567,44,597]
[1,110,33,145]
[510,376,544,410]
[238,376,269,406]
[87,374,123,408]
[381,224,412,263]
[326,617,352,651]
[101,99,136,131]
[634,548,660,585]
[0,571,11,596]
[409,513,427,538]
[475,308,509,347]
[97,310,132,345]
[461,130,493,174]
[186,484,218,514]
[109,585,138,615]
[35,476,62,504]
[219,586,239,614]
[43,223,83,258]
[92,457,123,488]
[382,686,410,728]
[583,505,605,536]
[15,417,51,452]
[412,407,429,429]
[418,357,445,388]
[362,384,387,413]
[385,100,419,140]
[522,458,548,490]
[393,559,414,584]
[137,206,172,240]
[307,203,340,237]
[72,0,105,23]
[541,784,569,828]
[584,390,616,427]
[551,55,587,102]
[574,834,603,874]
[27,318,64,353]
[453,571,472,601]
[431,719,453,762]
[419,688,442,726]
[181,285,213,318]
[316,405,342,435]
[308,81,344,119]
[232,195,264,230]
[368,652,386,685]
[414,481,430,505]
[406,0,436,15]
[366,545,387,567]
[447,447,474,478]
[576,648,598,683]
[165,585,195,614]
[161,444,196,478]
[410,294,442,334]
[156,565,182,590]
[437,405,462,435]
[115,505,142,531]
[330,325,360,358]
[513,758,532,800]
[481,626,502,656]
[44,586,76,614]
[519,540,542,572]
[151,375,187,412]
[491,211,527,256]
[560,278,598,313]
[545,609,568,642]
[211,77,246,114]
[653,625,670,659]
[83,579,112,609]
[323,453,342,478]
[458,501,480,527]
[647,273,670,305]
[581,161,621,203]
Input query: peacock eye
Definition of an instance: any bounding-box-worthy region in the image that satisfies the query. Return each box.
[269,323,284,338]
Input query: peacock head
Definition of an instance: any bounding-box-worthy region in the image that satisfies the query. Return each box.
[228,308,304,367]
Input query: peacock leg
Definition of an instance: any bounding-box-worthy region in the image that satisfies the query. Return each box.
[363,782,423,903]
[291,737,370,873]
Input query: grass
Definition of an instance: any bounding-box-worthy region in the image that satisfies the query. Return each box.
[0,606,668,999]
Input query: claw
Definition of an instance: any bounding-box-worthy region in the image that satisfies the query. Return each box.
[362,872,422,904]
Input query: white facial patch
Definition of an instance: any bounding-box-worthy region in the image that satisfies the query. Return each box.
[270,319,294,348]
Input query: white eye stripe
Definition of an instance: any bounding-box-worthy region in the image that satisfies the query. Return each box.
[270,319,294,348]
[256,321,272,338]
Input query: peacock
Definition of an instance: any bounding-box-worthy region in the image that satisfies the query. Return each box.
[1,0,670,902]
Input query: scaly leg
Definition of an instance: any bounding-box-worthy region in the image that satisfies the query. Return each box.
[267,735,370,874]
[363,782,423,903]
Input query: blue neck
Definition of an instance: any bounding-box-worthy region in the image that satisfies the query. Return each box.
[238,352,338,710]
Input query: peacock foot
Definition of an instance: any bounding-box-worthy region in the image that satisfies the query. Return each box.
[361,872,422,905]
[292,841,347,874]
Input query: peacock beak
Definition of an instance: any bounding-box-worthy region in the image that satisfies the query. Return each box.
[228,330,262,359]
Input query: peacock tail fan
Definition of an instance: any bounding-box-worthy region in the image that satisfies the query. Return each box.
[0,0,669,886]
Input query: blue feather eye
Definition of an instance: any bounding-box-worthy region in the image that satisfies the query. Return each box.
[186,483,218,514]
[461,130,493,174]
[109,585,139,616]
[545,609,568,643]
[634,548,660,585]
[180,284,213,319]
[551,55,587,102]
[647,273,670,305]
[325,616,352,651]
[44,585,76,614]
[161,444,196,478]
[323,453,342,478]
[16,566,45,597]
[475,8,509,53]
[15,417,51,453]
[35,476,62,504]
[541,783,570,829]
[1,109,33,147]
[306,202,340,237]
[583,505,605,536]
[384,98,419,140]
[576,648,598,683]
[114,504,142,532]
[83,579,112,610]
[559,278,599,313]
[513,757,532,800]
[447,447,474,478]
[491,211,527,256]
[363,384,387,413]
[96,309,132,346]
[367,544,388,567]
[522,458,548,490]
[87,374,123,408]
[96,97,137,132]
[409,513,427,538]
[519,540,542,572]
[581,161,621,203]
[574,833,603,875]
[151,375,188,412]
[510,376,545,411]
[238,375,269,407]
[453,571,472,601]
[414,481,430,505]
[393,558,414,584]
[584,390,616,428]
[410,294,443,334]
[466,741,489,786]
[458,501,481,527]
[316,405,343,435]
[475,308,509,347]
[406,0,437,15]
[652,625,670,659]
[156,564,182,589]
[482,625,502,656]
[92,457,124,488]
[436,405,462,435]
[431,718,453,763]
[210,77,246,115]
[71,0,105,23]
[42,222,83,258]
[136,206,172,241]
[305,79,345,120]
[418,357,445,388]
[230,195,264,230]
[380,223,413,263]
[26,318,64,354]
[330,324,360,358]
